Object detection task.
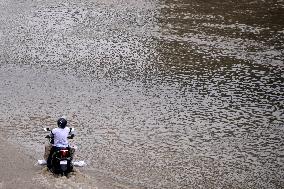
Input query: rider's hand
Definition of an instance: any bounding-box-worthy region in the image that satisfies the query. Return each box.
[68,134,75,139]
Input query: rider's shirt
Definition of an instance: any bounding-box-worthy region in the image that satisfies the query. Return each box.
[51,127,74,147]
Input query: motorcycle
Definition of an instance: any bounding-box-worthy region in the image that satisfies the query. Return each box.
[44,128,75,176]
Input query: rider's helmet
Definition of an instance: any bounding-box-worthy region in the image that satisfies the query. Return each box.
[57,117,67,128]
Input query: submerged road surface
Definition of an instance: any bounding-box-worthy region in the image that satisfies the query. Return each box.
[0,0,283,188]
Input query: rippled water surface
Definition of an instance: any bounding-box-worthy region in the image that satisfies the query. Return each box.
[0,0,283,188]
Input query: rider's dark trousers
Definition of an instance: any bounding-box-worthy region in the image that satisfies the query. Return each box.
[47,146,61,169]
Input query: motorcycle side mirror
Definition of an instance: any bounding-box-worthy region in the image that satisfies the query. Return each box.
[44,128,50,131]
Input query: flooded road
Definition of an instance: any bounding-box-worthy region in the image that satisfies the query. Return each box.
[0,0,283,188]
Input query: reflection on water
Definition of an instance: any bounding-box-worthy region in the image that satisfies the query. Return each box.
[0,0,283,188]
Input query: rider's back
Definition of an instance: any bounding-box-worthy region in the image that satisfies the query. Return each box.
[52,127,70,147]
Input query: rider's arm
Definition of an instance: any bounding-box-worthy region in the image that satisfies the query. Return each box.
[69,127,75,139]
[50,129,55,137]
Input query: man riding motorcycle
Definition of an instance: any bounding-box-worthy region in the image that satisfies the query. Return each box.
[46,116,75,169]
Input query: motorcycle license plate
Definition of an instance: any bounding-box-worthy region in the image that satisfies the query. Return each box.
[60,160,67,165]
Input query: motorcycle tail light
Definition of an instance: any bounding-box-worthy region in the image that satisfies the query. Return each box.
[60,149,69,158]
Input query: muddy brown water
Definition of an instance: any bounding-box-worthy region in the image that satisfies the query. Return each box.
[0,0,283,188]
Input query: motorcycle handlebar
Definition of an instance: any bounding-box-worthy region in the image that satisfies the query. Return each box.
[45,135,74,139]
[45,135,51,139]
[44,128,75,139]
[67,134,75,139]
